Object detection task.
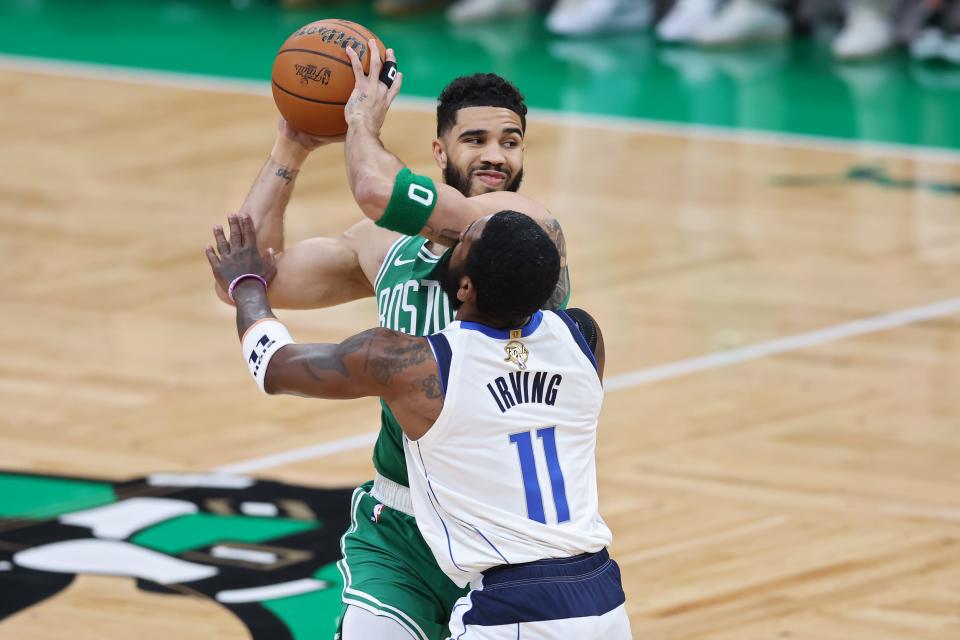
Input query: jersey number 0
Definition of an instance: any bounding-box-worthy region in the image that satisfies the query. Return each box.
[509,427,571,524]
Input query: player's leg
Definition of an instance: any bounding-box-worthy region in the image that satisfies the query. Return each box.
[340,605,418,639]
[337,481,468,640]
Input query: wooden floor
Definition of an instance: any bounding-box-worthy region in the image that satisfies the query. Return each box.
[2,66,960,638]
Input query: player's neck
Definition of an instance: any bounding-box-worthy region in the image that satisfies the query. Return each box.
[456,307,530,331]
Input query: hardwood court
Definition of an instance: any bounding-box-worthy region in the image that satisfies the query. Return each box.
[1,65,959,638]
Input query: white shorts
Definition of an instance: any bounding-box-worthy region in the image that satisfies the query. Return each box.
[445,549,632,640]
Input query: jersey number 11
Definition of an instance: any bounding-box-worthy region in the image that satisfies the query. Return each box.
[509,426,571,524]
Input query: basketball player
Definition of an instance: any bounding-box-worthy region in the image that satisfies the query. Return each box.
[206,210,631,639]
[217,64,570,638]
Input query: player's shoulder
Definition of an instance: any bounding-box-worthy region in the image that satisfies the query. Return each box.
[469,191,551,221]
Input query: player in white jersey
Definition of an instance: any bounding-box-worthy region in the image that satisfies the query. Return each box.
[205,210,631,639]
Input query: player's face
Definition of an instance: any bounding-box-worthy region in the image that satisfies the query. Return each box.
[436,217,489,309]
[434,107,525,197]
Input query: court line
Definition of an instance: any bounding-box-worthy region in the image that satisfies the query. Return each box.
[215,432,378,475]
[604,296,960,391]
[2,53,959,164]
[618,516,789,564]
[217,296,960,474]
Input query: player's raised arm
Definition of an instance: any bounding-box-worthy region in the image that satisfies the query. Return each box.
[341,47,569,304]
[205,214,440,439]
[214,121,378,309]
[341,41,493,246]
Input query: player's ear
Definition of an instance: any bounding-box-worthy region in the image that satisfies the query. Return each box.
[457,275,473,304]
[432,139,447,170]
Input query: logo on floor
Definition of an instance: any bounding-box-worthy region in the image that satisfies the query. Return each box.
[0,470,354,639]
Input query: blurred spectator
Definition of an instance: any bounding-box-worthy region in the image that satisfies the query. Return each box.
[905,0,960,64]
[833,0,896,59]
[693,0,790,46]
[546,0,653,35]
[658,0,722,42]
[447,0,535,23]
[375,0,448,17]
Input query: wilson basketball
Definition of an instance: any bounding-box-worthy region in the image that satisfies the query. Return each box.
[271,19,386,136]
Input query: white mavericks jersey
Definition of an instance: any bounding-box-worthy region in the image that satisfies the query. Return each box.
[404,309,612,587]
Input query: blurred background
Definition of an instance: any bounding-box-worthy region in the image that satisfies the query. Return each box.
[2,0,959,149]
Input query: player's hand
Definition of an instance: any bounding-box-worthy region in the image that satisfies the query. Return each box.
[205,214,278,293]
[343,40,403,134]
[278,118,345,152]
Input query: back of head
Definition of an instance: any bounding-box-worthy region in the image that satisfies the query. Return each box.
[436,73,528,137]
[466,211,560,326]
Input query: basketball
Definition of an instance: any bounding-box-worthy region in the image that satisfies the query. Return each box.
[271,20,386,136]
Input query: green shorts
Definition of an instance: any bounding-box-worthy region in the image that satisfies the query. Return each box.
[336,481,468,640]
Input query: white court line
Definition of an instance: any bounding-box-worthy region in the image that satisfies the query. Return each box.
[618,516,789,564]
[215,432,378,475]
[218,297,960,473]
[2,53,959,164]
[604,296,960,391]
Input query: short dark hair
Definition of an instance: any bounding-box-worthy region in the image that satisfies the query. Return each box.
[465,211,560,325]
[436,73,528,137]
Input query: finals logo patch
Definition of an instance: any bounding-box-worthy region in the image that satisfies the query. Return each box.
[504,340,529,370]
[294,64,332,86]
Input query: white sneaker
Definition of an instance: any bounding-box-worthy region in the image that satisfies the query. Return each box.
[910,27,945,60]
[832,0,895,60]
[694,0,789,47]
[547,0,652,36]
[447,0,533,24]
[941,33,960,65]
[657,0,720,43]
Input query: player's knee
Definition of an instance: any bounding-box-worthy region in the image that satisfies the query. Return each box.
[340,606,417,640]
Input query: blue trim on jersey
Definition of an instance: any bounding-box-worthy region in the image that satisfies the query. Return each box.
[459,310,543,340]
[552,310,599,373]
[471,525,510,565]
[416,443,469,574]
[462,549,624,626]
[426,333,452,396]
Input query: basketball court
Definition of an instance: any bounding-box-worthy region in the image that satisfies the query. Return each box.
[1,3,959,638]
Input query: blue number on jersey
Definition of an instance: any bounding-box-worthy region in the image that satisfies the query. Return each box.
[508,427,571,524]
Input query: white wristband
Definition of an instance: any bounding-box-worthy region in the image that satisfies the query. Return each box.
[241,319,295,393]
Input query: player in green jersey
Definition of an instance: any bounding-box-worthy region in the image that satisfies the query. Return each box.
[218,55,569,639]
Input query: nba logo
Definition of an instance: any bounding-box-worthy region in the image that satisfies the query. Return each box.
[371,503,384,523]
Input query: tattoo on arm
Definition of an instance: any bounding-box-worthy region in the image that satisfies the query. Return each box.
[423,223,461,245]
[301,331,372,382]
[542,218,570,310]
[367,336,431,385]
[275,166,298,185]
[418,374,442,400]
[345,91,369,116]
[295,330,436,398]
[545,265,571,310]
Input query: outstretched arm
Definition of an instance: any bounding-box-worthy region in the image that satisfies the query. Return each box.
[214,123,376,309]
[205,214,441,439]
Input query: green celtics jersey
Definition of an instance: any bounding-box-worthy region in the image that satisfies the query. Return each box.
[373,235,454,486]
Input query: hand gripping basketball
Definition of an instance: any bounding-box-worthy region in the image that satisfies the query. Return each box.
[344,40,403,134]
